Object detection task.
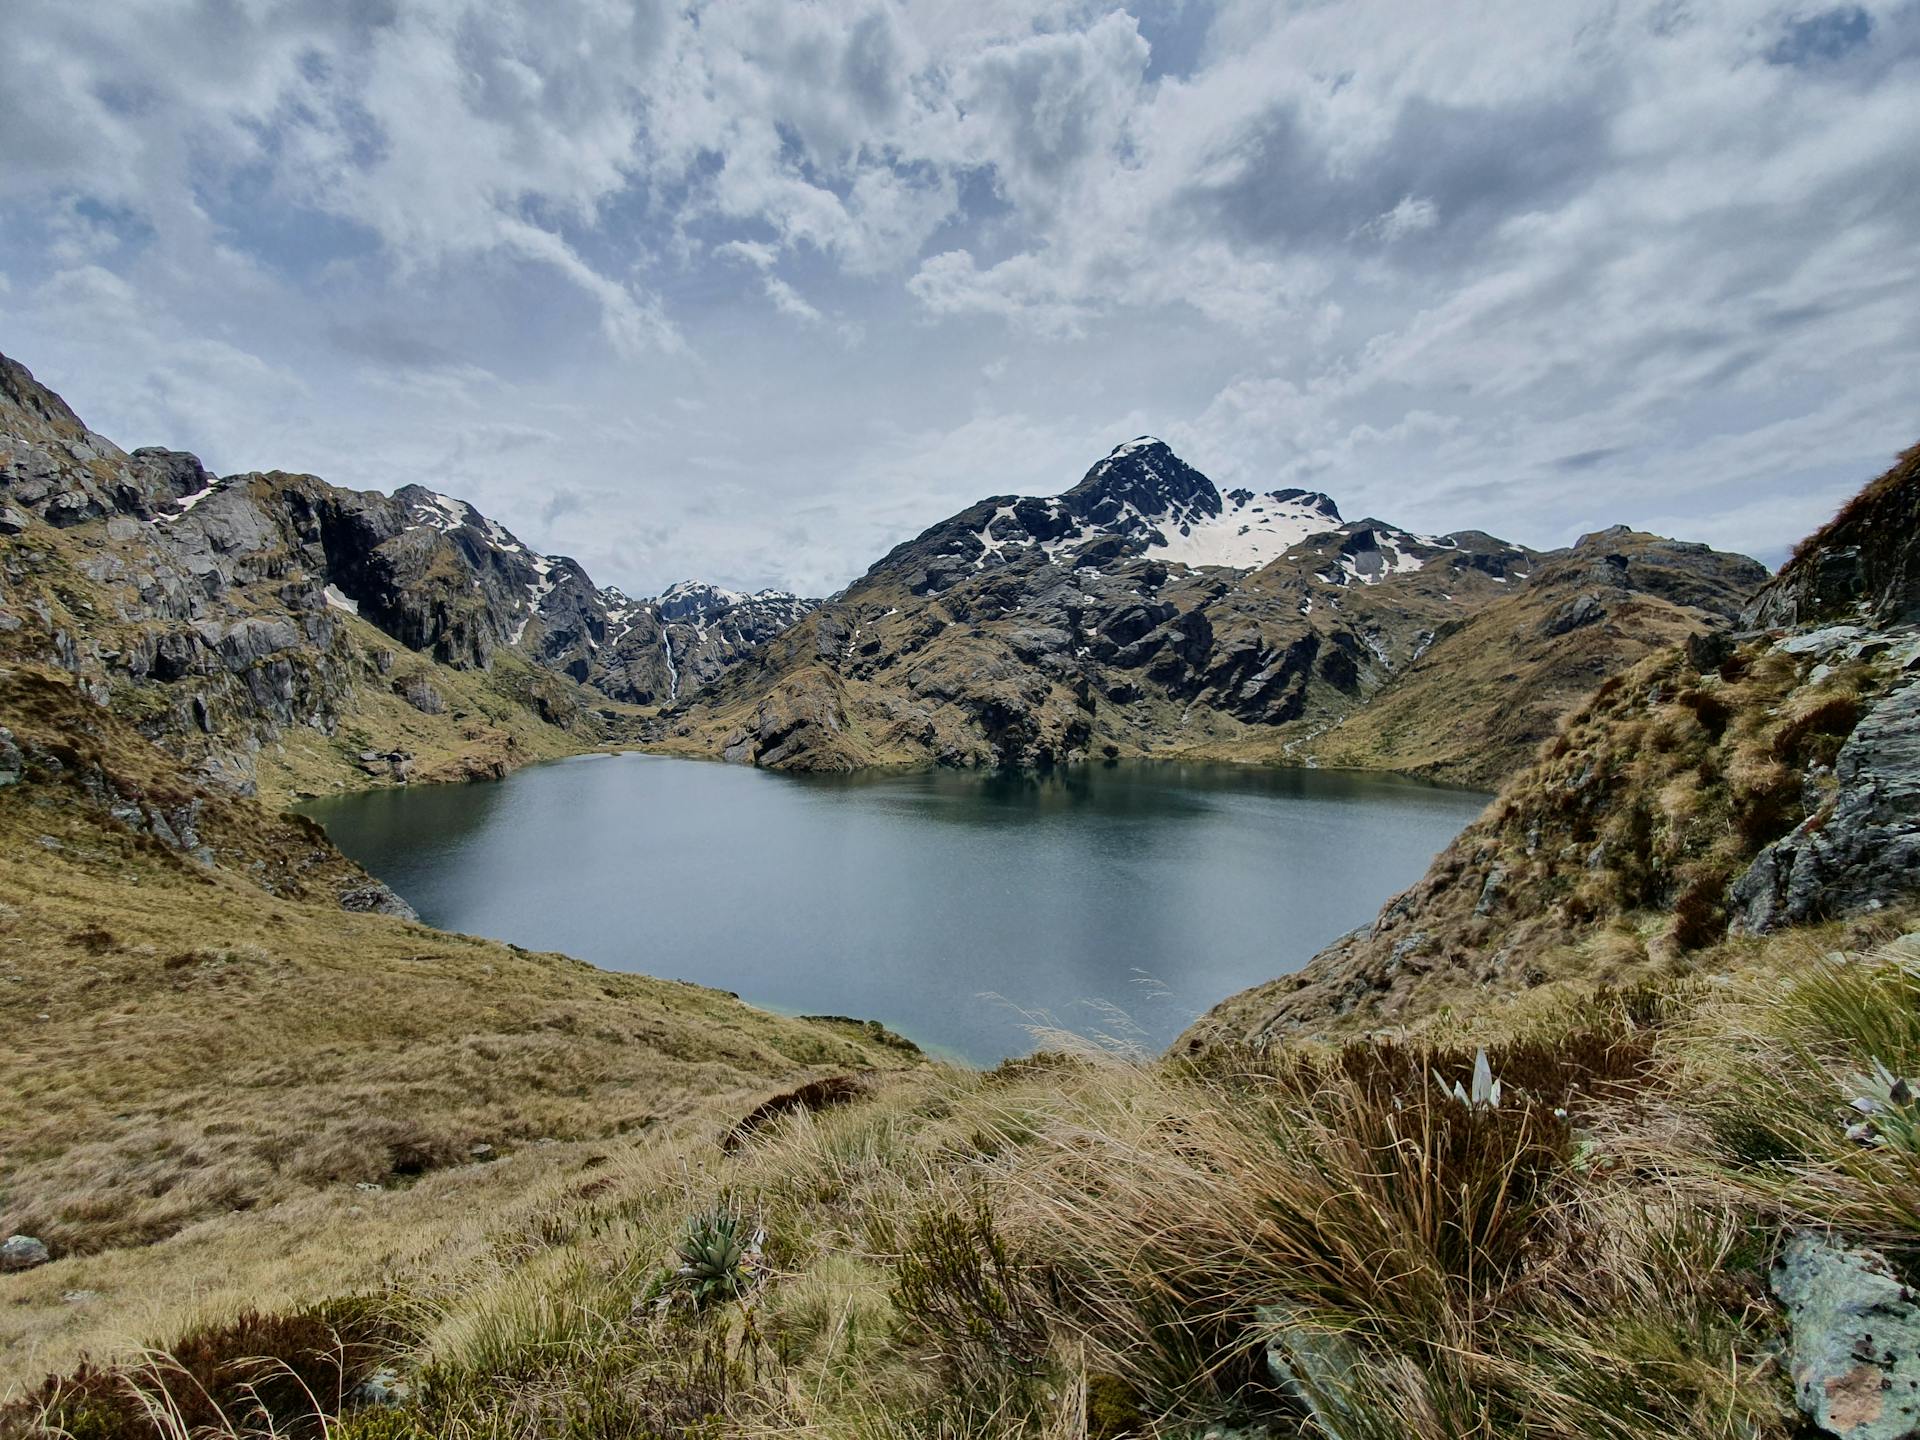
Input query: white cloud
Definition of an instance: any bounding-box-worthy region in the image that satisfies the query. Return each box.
[0,0,1914,590]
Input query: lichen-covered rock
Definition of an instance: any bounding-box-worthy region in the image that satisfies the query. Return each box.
[1261,1303,1366,1439]
[1772,1231,1920,1439]
[0,1234,50,1272]
[1734,676,1920,932]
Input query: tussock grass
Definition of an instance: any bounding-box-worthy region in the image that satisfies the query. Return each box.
[31,925,1907,1437]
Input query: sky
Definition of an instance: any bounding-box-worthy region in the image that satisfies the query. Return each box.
[2,1,1916,597]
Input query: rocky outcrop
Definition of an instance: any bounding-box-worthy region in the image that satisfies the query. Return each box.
[1746,444,1920,630]
[1188,447,1920,1049]
[1773,1231,1920,1440]
[1734,667,1920,932]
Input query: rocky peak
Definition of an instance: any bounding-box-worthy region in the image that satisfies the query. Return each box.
[656,580,752,623]
[1065,438,1223,528]
[1744,444,1919,629]
[0,352,208,527]
[866,440,1369,596]
[1542,525,1769,621]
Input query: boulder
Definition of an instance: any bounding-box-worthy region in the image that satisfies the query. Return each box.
[1772,1231,1920,1439]
[398,675,446,715]
[1,1235,50,1272]
[1261,1303,1366,1439]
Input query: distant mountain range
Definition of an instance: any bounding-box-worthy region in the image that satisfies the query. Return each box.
[0,346,1768,798]
[658,436,1764,782]
[0,349,813,794]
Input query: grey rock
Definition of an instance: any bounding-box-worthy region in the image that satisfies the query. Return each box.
[339,880,419,921]
[1734,676,1920,932]
[0,725,20,787]
[0,505,30,535]
[1780,625,1869,657]
[1261,1303,1366,1440]
[1542,590,1607,636]
[1474,864,1506,917]
[398,674,445,714]
[1772,1231,1920,1439]
[1,1235,51,1272]
[356,1367,412,1406]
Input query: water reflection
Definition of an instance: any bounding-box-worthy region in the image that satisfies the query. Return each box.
[299,754,1487,1063]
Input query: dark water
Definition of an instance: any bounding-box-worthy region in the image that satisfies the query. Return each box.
[298,755,1487,1064]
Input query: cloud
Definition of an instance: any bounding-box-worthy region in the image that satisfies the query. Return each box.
[0,0,1914,594]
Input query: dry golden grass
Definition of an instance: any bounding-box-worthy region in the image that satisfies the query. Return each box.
[12,950,1840,1440]
[0,688,922,1390]
[15,918,1918,1438]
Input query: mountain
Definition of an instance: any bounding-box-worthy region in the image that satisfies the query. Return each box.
[660,437,1761,779]
[391,489,817,705]
[10,353,1919,1439]
[1301,525,1768,787]
[1189,445,1920,1047]
[0,351,811,798]
[652,580,817,698]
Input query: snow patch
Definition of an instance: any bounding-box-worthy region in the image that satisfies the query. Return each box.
[409,491,475,534]
[148,479,223,524]
[323,584,360,615]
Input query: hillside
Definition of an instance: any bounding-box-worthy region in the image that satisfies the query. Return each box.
[0,656,922,1381]
[1192,446,1920,1047]
[7,359,1920,1440]
[0,351,811,801]
[661,439,1761,779]
[1302,526,1767,787]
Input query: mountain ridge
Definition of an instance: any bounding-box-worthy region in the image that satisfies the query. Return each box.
[1189,445,1920,1047]
[659,436,1764,781]
[0,350,817,797]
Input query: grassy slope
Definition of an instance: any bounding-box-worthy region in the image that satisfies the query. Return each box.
[0,666,920,1387]
[1188,633,1901,1048]
[15,921,1920,1439]
[250,608,602,808]
[1302,577,1733,788]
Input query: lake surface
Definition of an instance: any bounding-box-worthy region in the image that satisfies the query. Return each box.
[299,755,1487,1063]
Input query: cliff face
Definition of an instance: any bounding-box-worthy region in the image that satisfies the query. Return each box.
[1189,447,1920,1048]
[0,352,819,797]
[1744,443,1920,629]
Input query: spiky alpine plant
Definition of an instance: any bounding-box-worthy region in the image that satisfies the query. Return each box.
[669,1208,762,1309]
[1845,1057,1920,1149]
[1438,1047,1503,1109]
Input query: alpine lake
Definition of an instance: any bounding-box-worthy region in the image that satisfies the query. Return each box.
[299,754,1488,1063]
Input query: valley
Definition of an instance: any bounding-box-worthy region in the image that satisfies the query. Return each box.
[2,348,1918,1440]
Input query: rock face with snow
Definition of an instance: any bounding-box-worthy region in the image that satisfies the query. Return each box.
[867,438,1417,596]
[665,437,1758,776]
[0,349,814,790]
